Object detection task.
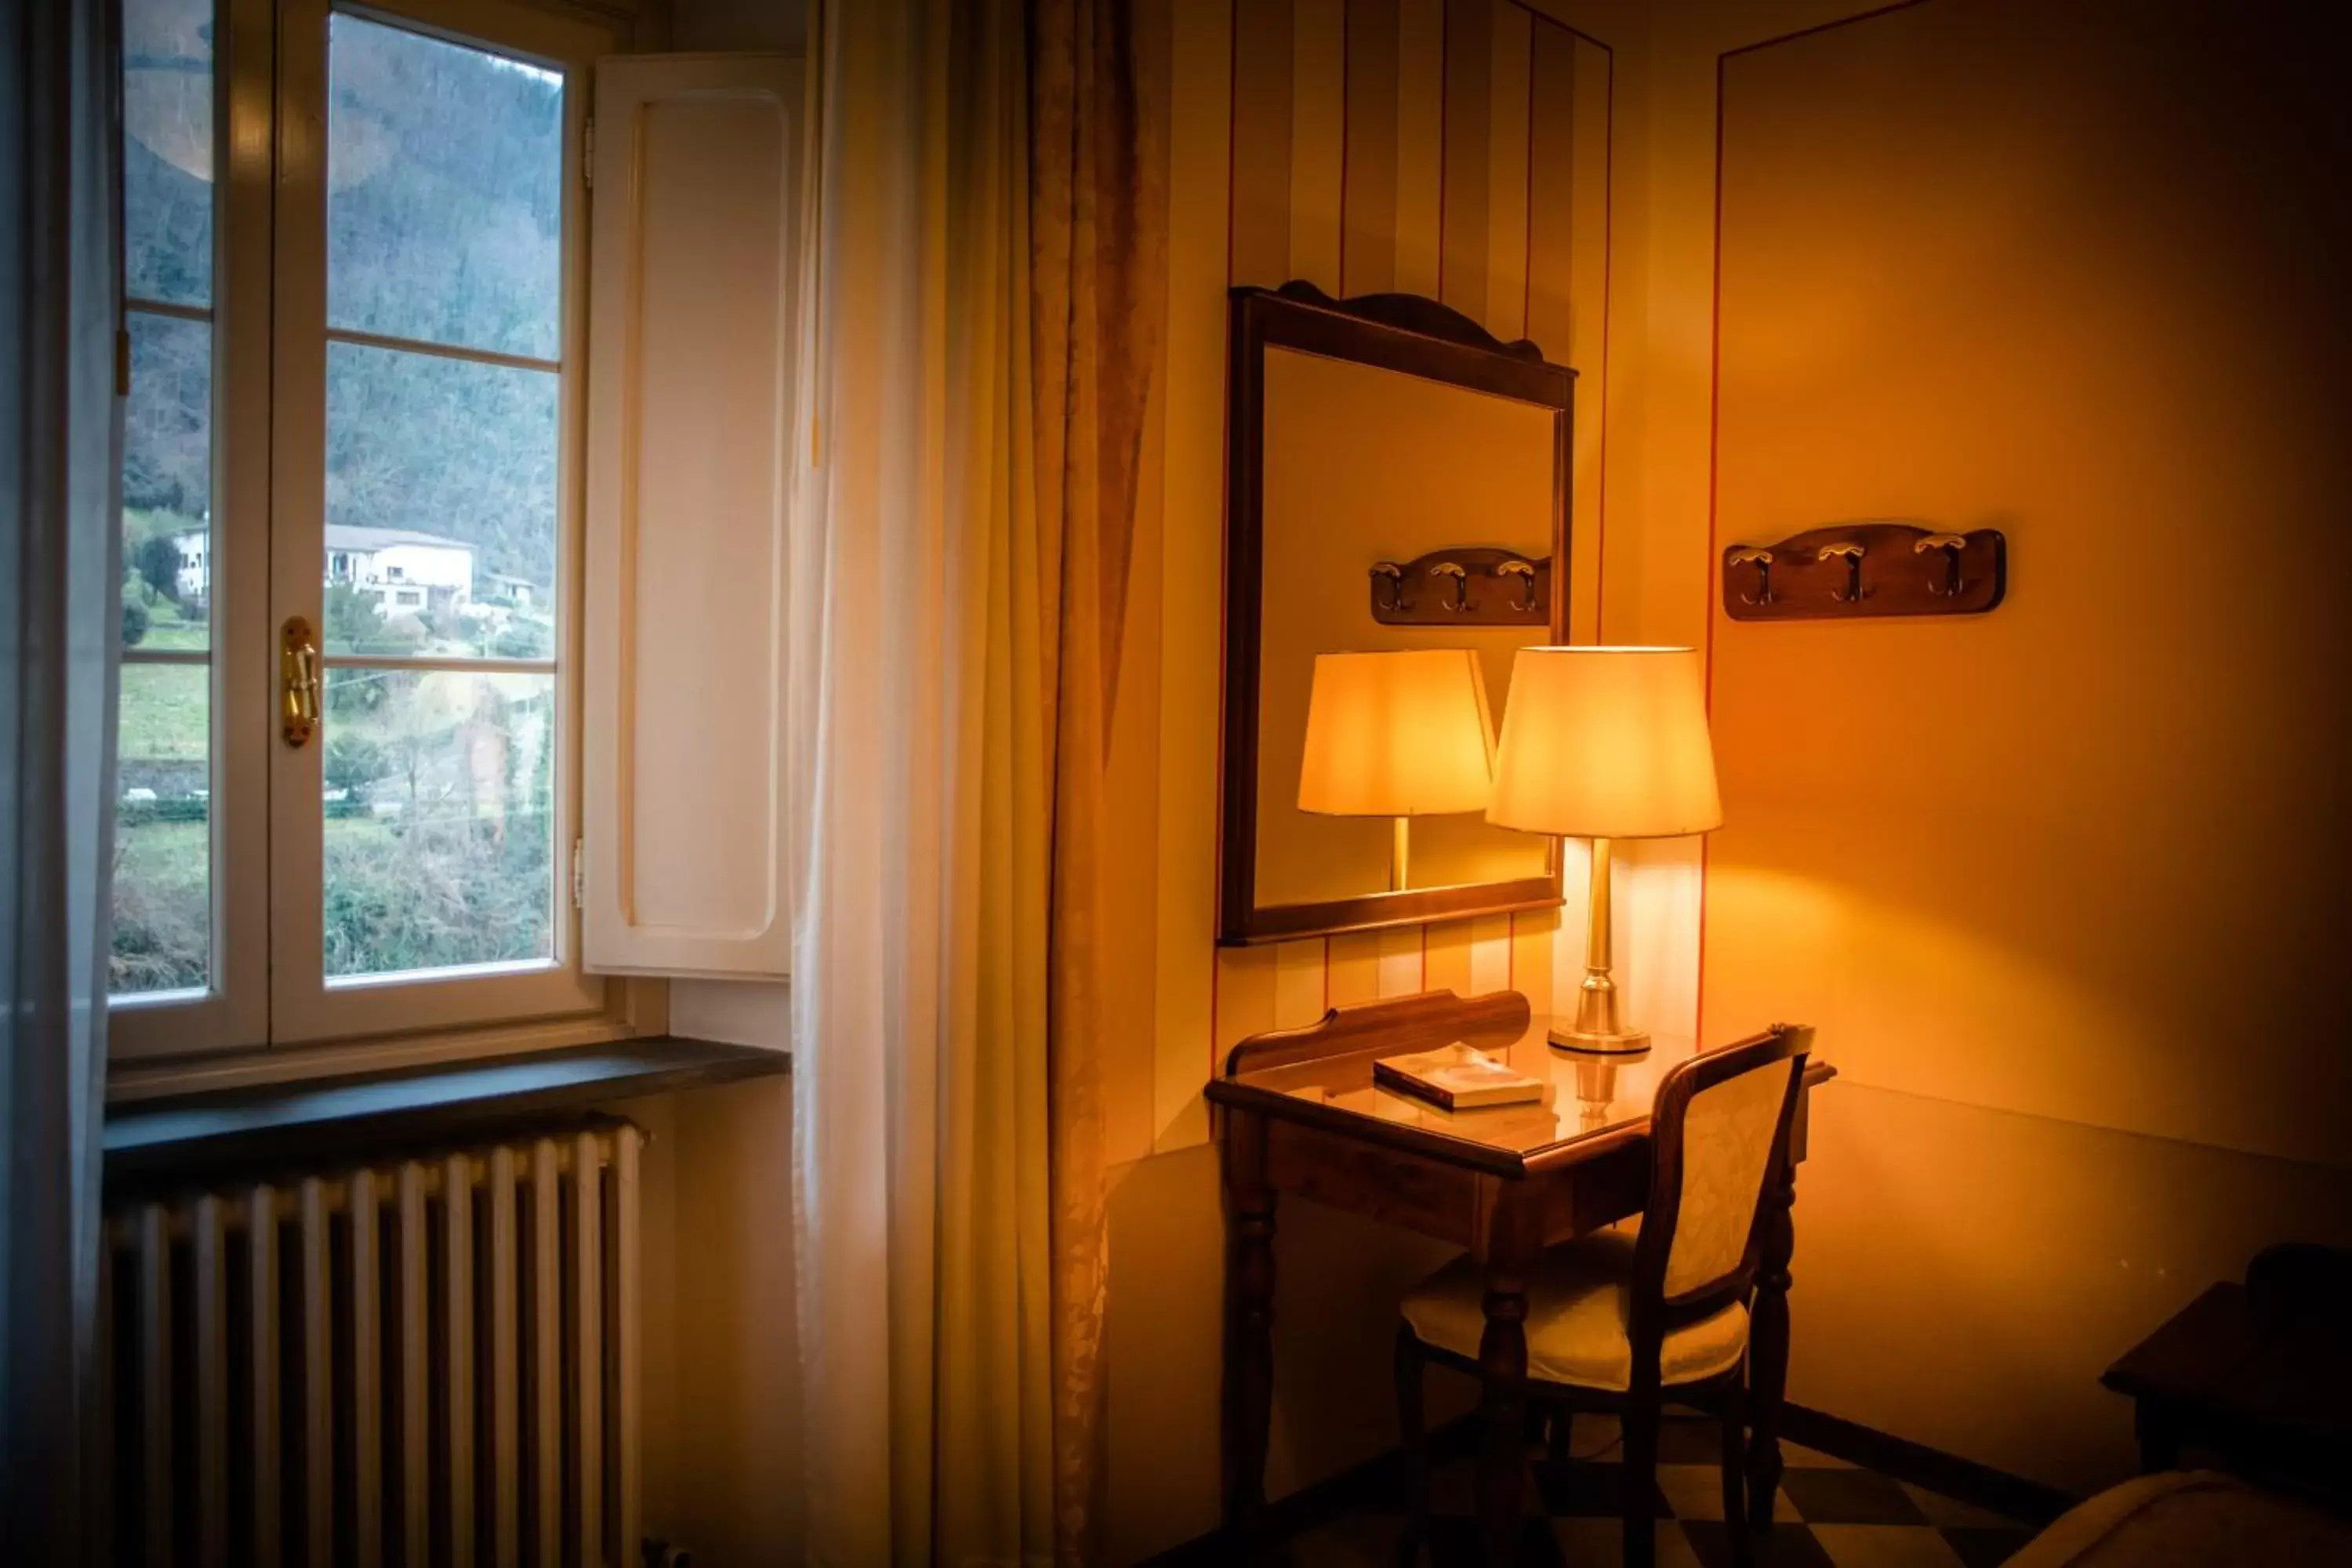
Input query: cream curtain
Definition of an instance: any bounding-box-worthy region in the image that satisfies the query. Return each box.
[786,1,1162,1563]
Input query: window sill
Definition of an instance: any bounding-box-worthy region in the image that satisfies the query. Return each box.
[103,1036,789,1187]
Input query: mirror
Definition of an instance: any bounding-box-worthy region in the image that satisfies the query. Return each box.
[1220,282,1573,944]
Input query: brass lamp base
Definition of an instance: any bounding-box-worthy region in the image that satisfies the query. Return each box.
[1547,1023,1651,1056]
[1545,836,1651,1056]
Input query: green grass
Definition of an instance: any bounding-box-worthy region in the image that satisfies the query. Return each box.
[139,621,209,652]
[116,660,559,768]
[140,590,209,648]
[110,817,209,993]
[118,661,209,763]
[114,818,208,884]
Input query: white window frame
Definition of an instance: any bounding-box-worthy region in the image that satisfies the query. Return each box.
[110,0,276,1062]
[111,0,657,1080]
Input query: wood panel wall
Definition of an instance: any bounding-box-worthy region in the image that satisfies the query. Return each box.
[1154,0,1610,1149]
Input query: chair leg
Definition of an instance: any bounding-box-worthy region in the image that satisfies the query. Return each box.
[1622,1386,1660,1568]
[1719,1368,1753,1568]
[1394,1324,1430,1549]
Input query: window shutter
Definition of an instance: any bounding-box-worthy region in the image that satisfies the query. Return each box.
[581,53,800,977]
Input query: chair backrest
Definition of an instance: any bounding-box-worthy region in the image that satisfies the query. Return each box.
[1631,1025,1813,1330]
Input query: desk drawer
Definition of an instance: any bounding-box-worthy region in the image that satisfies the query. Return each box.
[1264,1120,1480,1247]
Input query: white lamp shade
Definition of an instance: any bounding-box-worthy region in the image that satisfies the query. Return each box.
[1487,646,1722,839]
[1297,649,1495,817]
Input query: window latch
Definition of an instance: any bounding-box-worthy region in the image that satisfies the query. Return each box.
[280,616,321,748]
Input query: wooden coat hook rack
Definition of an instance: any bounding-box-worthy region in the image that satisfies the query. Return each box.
[1722,521,2005,622]
[1368,546,1552,626]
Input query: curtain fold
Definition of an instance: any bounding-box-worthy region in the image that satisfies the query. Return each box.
[1029,1,1168,1561]
[2,0,123,1559]
[789,0,1163,1563]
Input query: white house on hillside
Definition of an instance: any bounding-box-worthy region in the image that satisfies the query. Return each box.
[172,528,209,602]
[172,523,476,616]
[325,525,475,615]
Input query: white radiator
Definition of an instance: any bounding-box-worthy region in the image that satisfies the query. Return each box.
[103,1123,643,1568]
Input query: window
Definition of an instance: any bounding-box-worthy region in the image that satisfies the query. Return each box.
[116,0,219,1004]
[112,0,620,1065]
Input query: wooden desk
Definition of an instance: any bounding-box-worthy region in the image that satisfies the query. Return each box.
[1205,989,1835,1563]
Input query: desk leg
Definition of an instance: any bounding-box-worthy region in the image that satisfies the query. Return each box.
[1748,1162,1798,1530]
[1476,1262,1530,1567]
[1221,1111,1277,1541]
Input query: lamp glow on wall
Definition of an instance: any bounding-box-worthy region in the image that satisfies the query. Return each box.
[1297,649,1496,891]
[1489,646,1721,1053]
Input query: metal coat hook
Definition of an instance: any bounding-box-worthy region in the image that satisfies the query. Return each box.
[1368,547,1551,626]
[1722,522,2004,621]
[1915,532,1966,597]
[1494,559,1539,613]
[1817,542,1865,603]
[1728,546,1774,606]
[1428,561,1472,612]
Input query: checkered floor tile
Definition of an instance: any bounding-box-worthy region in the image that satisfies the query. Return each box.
[1287,1414,2042,1567]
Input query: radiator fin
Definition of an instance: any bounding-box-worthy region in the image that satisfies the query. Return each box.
[106,1123,642,1568]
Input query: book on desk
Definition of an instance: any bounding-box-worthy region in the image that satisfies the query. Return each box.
[1373,1041,1547,1111]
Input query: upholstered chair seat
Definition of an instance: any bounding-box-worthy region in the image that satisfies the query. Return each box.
[1400,1230,1751,1393]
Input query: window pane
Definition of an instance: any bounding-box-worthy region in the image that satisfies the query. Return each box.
[124,312,214,652]
[321,341,558,658]
[114,663,211,994]
[124,0,215,307]
[115,310,214,1000]
[327,14,564,361]
[322,668,556,980]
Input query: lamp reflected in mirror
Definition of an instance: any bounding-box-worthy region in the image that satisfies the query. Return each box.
[1219,283,1573,942]
[1297,649,1496,891]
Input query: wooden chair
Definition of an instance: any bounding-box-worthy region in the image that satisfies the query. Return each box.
[1393,1027,1813,1566]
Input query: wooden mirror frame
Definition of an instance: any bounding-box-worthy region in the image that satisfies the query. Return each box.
[1220,281,1574,946]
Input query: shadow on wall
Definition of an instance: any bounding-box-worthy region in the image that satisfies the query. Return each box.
[636,1074,804,1561]
[1102,1142,1476,1563]
[1789,1082,2352,1496]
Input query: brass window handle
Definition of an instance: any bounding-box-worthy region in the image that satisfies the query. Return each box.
[281,615,321,747]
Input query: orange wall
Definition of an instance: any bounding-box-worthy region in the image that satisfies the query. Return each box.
[1706,0,2352,1165]
[1696,0,2352,1490]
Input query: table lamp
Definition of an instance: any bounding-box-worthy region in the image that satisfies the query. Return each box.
[1487,646,1721,1052]
[1298,648,1496,891]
